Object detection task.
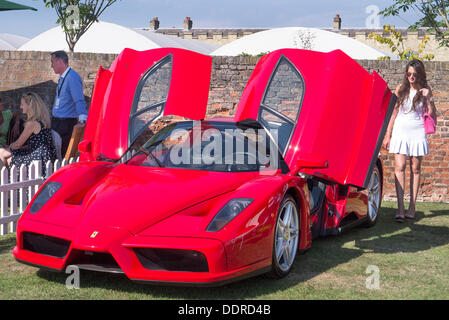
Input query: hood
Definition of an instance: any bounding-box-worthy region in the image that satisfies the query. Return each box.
[76,165,258,234]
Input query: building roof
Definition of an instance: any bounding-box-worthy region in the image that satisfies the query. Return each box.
[18,21,218,54]
[155,28,270,38]
[0,33,29,50]
[211,27,396,59]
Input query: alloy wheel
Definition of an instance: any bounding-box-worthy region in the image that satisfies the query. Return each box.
[367,168,381,222]
[274,197,299,273]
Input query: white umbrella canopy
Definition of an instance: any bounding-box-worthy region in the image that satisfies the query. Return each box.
[0,33,29,50]
[0,37,15,50]
[211,27,396,60]
[134,28,218,55]
[19,21,160,54]
[18,21,218,54]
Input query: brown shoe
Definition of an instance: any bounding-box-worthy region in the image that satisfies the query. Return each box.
[405,209,415,220]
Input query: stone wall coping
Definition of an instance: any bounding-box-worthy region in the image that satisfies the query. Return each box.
[152,27,438,38]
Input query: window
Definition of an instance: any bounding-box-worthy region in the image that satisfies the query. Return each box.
[258,56,304,155]
[129,55,172,144]
[126,121,285,173]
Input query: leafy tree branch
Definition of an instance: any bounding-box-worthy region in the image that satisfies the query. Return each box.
[369,24,435,60]
[380,0,449,47]
[39,0,119,52]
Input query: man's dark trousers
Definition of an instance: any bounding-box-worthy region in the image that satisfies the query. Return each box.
[51,117,78,157]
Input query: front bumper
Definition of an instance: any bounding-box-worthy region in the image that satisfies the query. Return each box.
[13,218,271,286]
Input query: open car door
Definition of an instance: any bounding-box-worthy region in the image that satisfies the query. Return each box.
[235,49,395,189]
[80,48,212,161]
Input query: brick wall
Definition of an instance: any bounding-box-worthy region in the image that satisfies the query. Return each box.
[0,51,116,112]
[0,50,447,202]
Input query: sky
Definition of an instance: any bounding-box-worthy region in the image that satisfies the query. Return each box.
[1,0,423,39]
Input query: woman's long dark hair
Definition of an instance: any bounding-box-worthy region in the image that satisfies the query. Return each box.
[397,59,428,112]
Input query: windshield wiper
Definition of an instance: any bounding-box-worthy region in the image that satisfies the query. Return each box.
[96,153,119,163]
[138,146,163,167]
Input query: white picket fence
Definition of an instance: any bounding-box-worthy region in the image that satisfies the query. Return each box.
[0,157,78,235]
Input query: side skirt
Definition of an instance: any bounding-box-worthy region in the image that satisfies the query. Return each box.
[321,216,369,236]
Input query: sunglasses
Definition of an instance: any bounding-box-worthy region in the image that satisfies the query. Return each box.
[22,92,37,99]
[406,72,418,77]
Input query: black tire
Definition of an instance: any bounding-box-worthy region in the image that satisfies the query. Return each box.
[362,165,382,227]
[269,194,300,279]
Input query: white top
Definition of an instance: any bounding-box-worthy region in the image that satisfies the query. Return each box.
[389,89,428,156]
[399,89,425,117]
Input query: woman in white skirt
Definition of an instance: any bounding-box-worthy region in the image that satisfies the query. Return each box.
[383,59,437,222]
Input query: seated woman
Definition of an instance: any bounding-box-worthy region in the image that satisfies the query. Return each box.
[0,92,56,168]
[0,96,21,148]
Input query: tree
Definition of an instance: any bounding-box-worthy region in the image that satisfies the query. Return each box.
[293,30,315,50]
[369,24,435,60]
[40,0,119,52]
[380,0,449,48]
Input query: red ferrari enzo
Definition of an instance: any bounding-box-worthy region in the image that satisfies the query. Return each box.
[13,48,395,286]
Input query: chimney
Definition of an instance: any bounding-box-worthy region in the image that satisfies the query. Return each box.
[333,14,341,30]
[150,17,159,30]
[184,17,193,30]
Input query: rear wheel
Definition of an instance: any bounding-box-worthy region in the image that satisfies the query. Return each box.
[363,165,382,227]
[270,195,300,278]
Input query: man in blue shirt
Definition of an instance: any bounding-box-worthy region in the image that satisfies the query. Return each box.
[50,50,88,156]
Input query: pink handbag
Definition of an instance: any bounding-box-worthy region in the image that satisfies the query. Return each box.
[423,111,436,134]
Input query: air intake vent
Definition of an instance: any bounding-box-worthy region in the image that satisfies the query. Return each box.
[68,250,123,274]
[134,248,209,272]
[22,232,71,258]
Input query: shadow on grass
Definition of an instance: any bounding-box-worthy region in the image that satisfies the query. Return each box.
[34,206,449,299]
[0,234,16,255]
[355,208,449,254]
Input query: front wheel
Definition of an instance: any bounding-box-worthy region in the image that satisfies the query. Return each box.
[269,195,300,278]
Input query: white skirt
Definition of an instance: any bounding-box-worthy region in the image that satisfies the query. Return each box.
[389,113,428,157]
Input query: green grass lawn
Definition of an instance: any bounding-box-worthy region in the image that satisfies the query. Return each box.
[1,201,448,300]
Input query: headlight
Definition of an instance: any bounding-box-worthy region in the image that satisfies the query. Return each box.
[206,198,253,232]
[29,181,62,213]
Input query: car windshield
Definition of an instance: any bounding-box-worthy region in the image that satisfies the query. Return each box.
[126,120,283,172]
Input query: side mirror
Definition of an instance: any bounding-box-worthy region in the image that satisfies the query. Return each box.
[78,140,91,153]
[290,154,328,176]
